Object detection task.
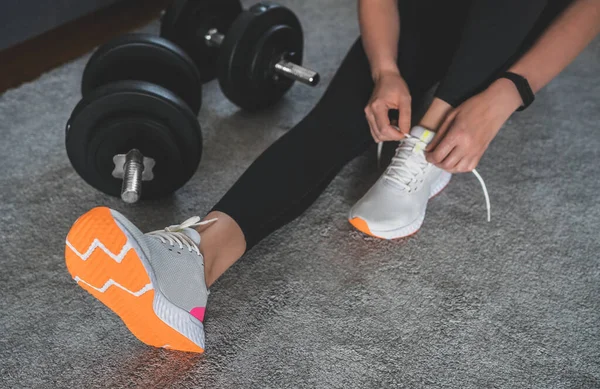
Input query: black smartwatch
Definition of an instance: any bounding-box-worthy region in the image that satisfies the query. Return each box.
[497,72,535,111]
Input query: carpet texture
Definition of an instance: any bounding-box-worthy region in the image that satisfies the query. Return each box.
[1,1,599,387]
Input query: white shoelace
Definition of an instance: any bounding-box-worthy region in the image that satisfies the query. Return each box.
[148,216,218,255]
[377,134,491,222]
[382,137,431,191]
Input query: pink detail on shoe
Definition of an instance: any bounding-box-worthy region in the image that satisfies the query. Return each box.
[190,307,206,322]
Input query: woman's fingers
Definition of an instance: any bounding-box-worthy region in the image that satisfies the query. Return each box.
[373,103,404,141]
[438,147,463,171]
[365,108,380,143]
[368,121,380,143]
[427,130,456,166]
[398,96,412,135]
[455,158,475,173]
[426,111,456,153]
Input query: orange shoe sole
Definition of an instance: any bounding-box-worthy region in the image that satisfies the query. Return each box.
[65,207,204,353]
[349,216,421,240]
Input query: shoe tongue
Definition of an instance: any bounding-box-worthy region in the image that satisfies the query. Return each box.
[403,126,435,154]
[385,126,433,189]
[180,228,201,246]
[409,126,435,145]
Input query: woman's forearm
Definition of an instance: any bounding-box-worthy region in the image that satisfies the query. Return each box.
[358,0,401,80]
[509,0,600,93]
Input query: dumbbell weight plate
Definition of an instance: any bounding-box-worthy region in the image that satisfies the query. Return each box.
[66,81,203,199]
[81,34,203,115]
[160,0,243,83]
[217,3,303,111]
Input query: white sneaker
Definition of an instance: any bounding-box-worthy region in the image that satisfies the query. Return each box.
[349,126,452,239]
[65,207,216,352]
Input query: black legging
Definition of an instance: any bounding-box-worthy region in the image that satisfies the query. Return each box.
[213,0,569,249]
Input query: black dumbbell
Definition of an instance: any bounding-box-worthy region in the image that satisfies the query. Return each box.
[161,0,320,111]
[66,33,204,203]
[160,0,243,83]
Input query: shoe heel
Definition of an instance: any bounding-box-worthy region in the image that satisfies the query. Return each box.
[65,207,204,353]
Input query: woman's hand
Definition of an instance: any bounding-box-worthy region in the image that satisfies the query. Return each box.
[365,70,412,142]
[425,79,523,173]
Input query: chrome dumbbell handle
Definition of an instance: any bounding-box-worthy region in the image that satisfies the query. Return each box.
[273,60,319,86]
[204,29,319,87]
[205,28,225,47]
[112,149,156,204]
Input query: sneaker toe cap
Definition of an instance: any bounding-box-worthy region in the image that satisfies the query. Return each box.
[349,192,422,233]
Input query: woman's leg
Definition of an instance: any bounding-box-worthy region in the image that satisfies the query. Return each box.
[434,0,550,107]
[419,0,559,133]
[201,39,376,286]
[199,0,480,286]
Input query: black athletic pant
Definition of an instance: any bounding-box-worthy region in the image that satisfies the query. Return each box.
[213,0,569,250]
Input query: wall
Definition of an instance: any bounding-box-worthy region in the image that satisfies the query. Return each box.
[1,0,121,50]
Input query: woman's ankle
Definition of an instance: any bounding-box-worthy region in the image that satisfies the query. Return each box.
[196,211,246,287]
[419,97,453,131]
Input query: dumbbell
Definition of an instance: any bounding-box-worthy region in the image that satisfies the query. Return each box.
[66,33,204,203]
[161,0,320,111]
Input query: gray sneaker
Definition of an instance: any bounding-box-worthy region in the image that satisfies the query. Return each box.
[350,126,491,239]
[349,126,451,239]
[65,207,214,353]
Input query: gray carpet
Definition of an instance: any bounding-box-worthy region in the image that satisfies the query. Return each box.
[1,1,599,388]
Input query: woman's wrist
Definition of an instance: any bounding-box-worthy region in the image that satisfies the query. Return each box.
[371,63,401,82]
[486,78,524,112]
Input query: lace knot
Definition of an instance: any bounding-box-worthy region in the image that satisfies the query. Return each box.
[148,217,218,256]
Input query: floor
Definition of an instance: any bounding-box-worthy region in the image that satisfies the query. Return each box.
[1,0,599,388]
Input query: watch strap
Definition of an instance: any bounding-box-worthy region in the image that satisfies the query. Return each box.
[498,71,535,111]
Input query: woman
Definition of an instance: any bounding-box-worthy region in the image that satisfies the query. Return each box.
[65,0,600,352]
